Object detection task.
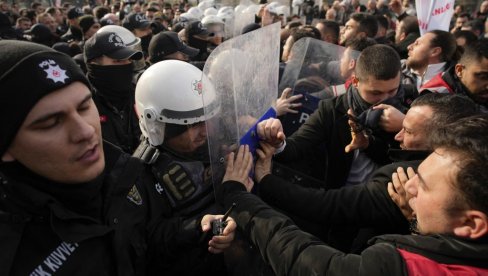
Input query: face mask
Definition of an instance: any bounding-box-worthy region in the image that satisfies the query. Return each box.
[188,35,208,52]
[87,62,134,101]
[140,34,152,54]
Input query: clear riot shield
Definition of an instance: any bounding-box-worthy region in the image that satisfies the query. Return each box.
[202,22,280,188]
[279,38,359,136]
[233,0,259,36]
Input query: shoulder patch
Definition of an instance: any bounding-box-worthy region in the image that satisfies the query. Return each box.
[127,185,143,205]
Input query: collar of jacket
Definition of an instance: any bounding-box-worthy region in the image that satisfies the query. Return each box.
[387,149,430,162]
[371,234,488,269]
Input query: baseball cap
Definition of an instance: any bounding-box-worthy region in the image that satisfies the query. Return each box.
[186,20,210,37]
[25,23,53,42]
[148,31,199,63]
[84,31,143,62]
[67,7,84,20]
[122,13,151,31]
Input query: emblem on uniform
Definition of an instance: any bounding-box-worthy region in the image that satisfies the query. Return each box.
[39,59,68,84]
[192,79,202,95]
[127,185,143,205]
[155,183,164,194]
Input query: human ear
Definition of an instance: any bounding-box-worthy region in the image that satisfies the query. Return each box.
[455,63,464,78]
[453,210,488,239]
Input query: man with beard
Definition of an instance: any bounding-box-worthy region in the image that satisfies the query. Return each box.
[84,31,143,154]
[122,12,152,57]
[401,30,459,91]
[219,113,488,275]
[339,12,378,46]
[254,93,479,252]
[420,39,488,112]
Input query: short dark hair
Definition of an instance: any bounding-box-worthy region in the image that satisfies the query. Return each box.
[316,19,339,42]
[93,6,110,20]
[350,13,378,38]
[355,44,400,80]
[429,114,488,216]
[296,25,321,40]
[459,39,488,66]
[31,2,42,9]
[45,7,57,16]
[463,19,484,34]
[428,30,460,62]
[411,94,478,146]
[375,14,389,31]
[345,37,376,60]
[458,12,471,19]
[399,16,419,35]
[454,30,479,47]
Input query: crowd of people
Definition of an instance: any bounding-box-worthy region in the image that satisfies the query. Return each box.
[1,0,488,275]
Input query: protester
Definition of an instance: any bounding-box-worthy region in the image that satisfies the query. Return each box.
[219,113,488,275]
[420,39,488,111]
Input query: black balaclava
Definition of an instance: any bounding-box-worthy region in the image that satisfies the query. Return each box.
[140,34,152,56]
[87,62,134,108]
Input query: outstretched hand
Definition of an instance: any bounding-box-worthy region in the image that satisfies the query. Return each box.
[222,145,254,192]
[275,88,303,116]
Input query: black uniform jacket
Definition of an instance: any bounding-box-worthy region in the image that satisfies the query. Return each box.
[93,93,142,154]
[0,142,201,275]
[220,181,488,275]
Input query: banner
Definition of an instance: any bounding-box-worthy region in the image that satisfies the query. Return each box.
[415,0,455,35]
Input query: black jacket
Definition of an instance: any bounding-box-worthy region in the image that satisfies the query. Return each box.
[259,160,420,234]
[60,26,82,43]
[276,91,397,189]
[0,142,202,275]
[220,181,488,275]
[93,93,142,154]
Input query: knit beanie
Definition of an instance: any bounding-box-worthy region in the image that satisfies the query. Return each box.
[0,40,91,157]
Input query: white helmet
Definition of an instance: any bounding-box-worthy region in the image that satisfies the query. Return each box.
[234,4,246,14]
[198,0,215,11]
[217,6,234,17]
[135,60,218,146]
[204,7,218,16]
[97,25,145,71]
[202,14,224,26]
[179,12,196,22]
[188,7,204,20]
[265,2,280,15]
